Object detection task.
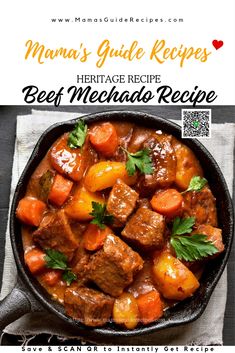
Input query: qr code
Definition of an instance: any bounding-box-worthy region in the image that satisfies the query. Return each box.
[181,109,211,138]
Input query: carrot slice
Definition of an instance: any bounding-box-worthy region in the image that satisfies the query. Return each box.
[136,290,163,324]
[24,248,46,274]
[89,123,118,157]
[48,174,73,207]
[150,189,183,218]
[83,224,112,251]
[41,270,62,286]
[50,134,84,181]
[16,197,46,226]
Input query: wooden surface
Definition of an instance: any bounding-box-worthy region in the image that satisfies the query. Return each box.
[0,105,234,345]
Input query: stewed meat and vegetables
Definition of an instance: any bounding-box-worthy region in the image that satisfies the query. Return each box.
[16,119,224,329]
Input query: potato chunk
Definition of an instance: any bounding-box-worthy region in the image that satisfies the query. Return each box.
[113,293,139,329]
[172,138,203,190]
[152,252,199,300]
[84,161,136,192]
[65,186,105,221]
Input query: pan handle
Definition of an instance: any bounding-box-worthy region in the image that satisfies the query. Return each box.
[0,278,42,331]
[0,288,30,331]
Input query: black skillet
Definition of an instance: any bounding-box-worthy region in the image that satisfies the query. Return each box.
[0,111,233,342]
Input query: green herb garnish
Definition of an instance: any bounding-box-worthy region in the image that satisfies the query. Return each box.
[90,202,114,230]
[67,120,87,149]
[171,217,195,236]
[121,147,154,176]
[170,217,218,261]
[45,249,77,286]
[181,176,207,194]
[45,249,68,270]
[62,271,77,286]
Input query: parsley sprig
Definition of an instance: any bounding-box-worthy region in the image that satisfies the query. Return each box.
[121,147,154,176]
[45,249,77,286]
[67,120,88,149]
[181,176,207,194]
[90,202,114,230]
[45,249,68,270]
[62,271,77,286]
[171,217,195,236]
[170,217,218,261]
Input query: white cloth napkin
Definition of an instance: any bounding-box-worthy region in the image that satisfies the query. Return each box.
[1,109,234,345]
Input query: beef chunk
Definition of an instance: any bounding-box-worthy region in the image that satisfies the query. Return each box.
[128,126,153,153]
[137,134,176,196]
[70,221,88,241]
[137,198,151,209]
[112,122,134,162]
[88,234,143,297]
[128,260,156,298]
[70,247,90,284]
[121,208,165,250]
[64,285,114,327]
[33,210,78,260]
[107,179,139,223]
[195,224,224,253]
[182,187,218,227]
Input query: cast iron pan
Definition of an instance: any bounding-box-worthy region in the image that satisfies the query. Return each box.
[0,111,234,342]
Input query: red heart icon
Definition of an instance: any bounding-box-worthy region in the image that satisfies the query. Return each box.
[212,40,223,50]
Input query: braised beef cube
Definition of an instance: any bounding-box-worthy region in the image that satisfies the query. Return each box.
[70,247,90,284]
[137,198,151,209]
[107,179,139,223]
[128,260,156,298]
[121,208,165,250]
[88,234,143,297]
[137,134,176,196]
[64,285,114,327]
[70,221,88,241]
[128,126,153,153]
[182,186,217,227]
[82,137,99,170]
[111,218,125,229]
[195,224,224,253]
[33,210,78,260]
[112,123,134,162]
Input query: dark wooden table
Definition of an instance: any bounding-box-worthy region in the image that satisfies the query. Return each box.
[0,105,234,345]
